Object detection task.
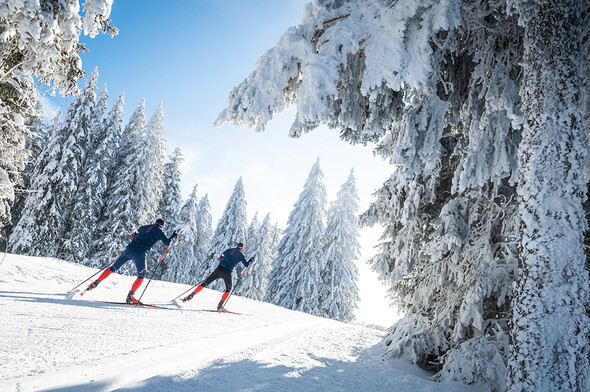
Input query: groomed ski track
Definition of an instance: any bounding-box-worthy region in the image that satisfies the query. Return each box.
[0,254,482,392]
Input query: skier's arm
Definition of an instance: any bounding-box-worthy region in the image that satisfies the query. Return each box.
[158,227,175,246]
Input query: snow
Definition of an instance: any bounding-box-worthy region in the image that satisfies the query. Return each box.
[0,253,484,392]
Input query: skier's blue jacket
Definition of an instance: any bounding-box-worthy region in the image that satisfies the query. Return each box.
[127,223,172,253]
[219,247,249,271]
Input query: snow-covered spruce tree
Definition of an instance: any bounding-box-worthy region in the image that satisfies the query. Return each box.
[151,147,183,280]
[10,112,65,256]
[216,1,526,389]
[5,100,47,248]
[234,213,274,301]
[506,1,589,390]
[320,169,360,322]
[0,0,117,224]
[63,81,110,264]
[88,99,153,275]
[11,69,102,257]
[263,159,327,316]
[162,183,198,284]
[50,68,101,261]
[0,71,38,225]
[235,211,260,277]
[86,93,125,267]
[191,194,213,279]
[200,178,248,289]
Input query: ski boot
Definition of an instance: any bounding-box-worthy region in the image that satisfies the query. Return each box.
[182,292,195,302]
[217,300,226,312]
[126,291,142,305]
[86,279,100,292]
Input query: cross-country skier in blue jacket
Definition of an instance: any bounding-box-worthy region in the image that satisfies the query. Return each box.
[85,218,177,304]
[180,242,254,310]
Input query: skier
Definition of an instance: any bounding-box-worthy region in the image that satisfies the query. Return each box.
[85,218,177,304]
[179,242,254,310]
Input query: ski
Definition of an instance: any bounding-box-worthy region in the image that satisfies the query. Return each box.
[93,301,179,310]
[198,309,245,315]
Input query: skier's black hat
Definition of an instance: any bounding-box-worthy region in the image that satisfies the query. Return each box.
[156,218,165,227]
[237,242,244,249]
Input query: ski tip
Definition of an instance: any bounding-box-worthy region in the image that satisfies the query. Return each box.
[65,289,82,300]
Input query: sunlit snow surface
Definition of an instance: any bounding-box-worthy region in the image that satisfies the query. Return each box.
[0,254,484,391]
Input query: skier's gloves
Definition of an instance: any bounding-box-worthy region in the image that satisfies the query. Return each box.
[249,256,255,263]
[172,230,178,239]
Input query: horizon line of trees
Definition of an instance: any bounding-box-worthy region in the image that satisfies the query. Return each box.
[4,68,364,323]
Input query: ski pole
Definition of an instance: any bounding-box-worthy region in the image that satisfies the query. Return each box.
[220,265,249,310]
[138,242,172,302]
[67,260,115,293]
[171,283,200,302]
[171,253,223,301]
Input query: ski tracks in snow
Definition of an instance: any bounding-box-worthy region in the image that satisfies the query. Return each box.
[8,317,327,391]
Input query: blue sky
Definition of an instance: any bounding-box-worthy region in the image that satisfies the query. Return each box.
[47,0,398,326]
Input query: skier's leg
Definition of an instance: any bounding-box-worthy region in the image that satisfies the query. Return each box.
[182,268,220,302]
[126,252,146,304]
[217,269,233,310]
[86,252,127,291]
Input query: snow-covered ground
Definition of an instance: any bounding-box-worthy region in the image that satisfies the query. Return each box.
[0,254,485,391]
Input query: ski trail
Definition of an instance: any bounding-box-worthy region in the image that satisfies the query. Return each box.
[7,317,326,391]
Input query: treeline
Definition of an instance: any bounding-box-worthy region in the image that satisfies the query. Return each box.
[5,67,363,322]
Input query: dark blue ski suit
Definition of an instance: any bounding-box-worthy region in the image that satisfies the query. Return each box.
[110,223,173,278]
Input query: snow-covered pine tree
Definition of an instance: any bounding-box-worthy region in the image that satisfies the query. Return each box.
[11,69,102,258]
[234,213,274,301]
[191,194,213,279]
[246,211,260,247]
[88,99,150,274]
[200,178,248,289]
[216,1,528,389]
[86,93,125,268]
[144,102,166,219]
[151,147,183,280]
[64,81,110,264]
[0,0,116,224]
[49,68,102,261]
[10,113,66,256]
[0,72,38,225]
[162,183,198,284]
[264,158,327,316]
[234,211,260,278]
[5,100,47,248]
[320,169,360,322]
[506,1,589,390]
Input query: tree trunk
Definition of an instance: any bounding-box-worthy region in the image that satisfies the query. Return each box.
[508,1,589,391]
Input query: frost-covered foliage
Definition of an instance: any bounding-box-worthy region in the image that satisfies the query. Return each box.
[319,169,360,322]
[0,1,116,223]
[234,213,274,301]
[0,0,117,96]
[0,71,37,225]
[60,72,108,263]
[199,178,248,289]
[215,0,589,389]
[9,112,64,256]
[163,183,198,284]
[11,69,102,257]
[151,147,183,280]
[264,159,327,316]
[190,194,213,278]
[87,92,125,268]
